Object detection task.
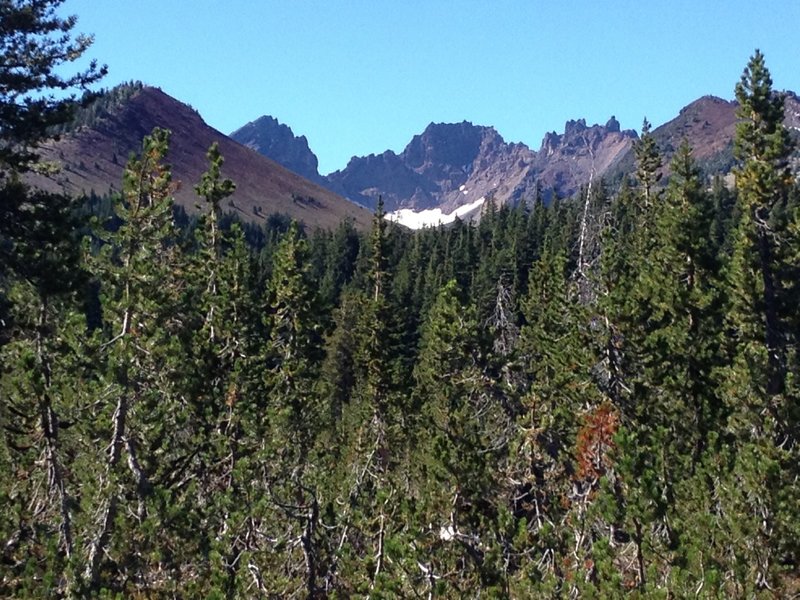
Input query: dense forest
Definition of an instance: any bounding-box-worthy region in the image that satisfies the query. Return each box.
[2,2,799,598]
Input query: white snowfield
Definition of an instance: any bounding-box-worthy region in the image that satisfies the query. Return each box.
[385,196,486,229]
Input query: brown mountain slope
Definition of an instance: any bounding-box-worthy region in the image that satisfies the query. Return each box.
[28,86,372,230]
[612,92,800,180]
[660,96,738,160]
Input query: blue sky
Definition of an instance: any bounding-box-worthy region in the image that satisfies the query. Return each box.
[62,1,799,175]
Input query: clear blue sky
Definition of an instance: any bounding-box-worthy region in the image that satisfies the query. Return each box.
[62,0,799,175]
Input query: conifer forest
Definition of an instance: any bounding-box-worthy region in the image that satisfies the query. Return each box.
[1,1,799,597]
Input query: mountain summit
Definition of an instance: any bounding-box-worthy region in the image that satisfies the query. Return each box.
[326,121,536,212]
[230,115,324,185]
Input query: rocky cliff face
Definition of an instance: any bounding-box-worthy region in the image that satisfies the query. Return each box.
[521,117,637,200]
[230,115,323,184]
[326,117,638,212]
[326,122,536,212]
[325,150,436,210]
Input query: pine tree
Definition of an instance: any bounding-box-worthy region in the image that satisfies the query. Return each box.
[634,118,662,208]
[511,244,609,595]
[716,50,799,594]
[586,122,667,592]
[263,221,320,446]
[611,140,727,593]
[0,0,106,173]
[0,0,105,341]
[0,184,90,596]
[179,142,264,596]
[80,127,187,592]
[253,221,334,597]
[324,198,411,594]
[409,280,510,596]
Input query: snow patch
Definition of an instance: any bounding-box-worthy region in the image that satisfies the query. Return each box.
[385,197,486,229]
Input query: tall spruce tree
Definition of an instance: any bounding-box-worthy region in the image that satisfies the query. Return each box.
[716,50,799,594]
[1,0,105,340]
[409,280,510,596]
[81,128,187,593]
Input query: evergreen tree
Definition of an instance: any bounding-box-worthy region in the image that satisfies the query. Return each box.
[510,245,607,595]
[81,128,187,592]
[0,0,106,173]
[0,184,89,596]
[253,221,334,597]
[634,118,662,207]
[586,122,666,592]
[325,198,411,594]
[409,280,510,596]
[612,140,726,593]
[717,50,799,593]
[1,0,105,340]
[179,142,262,596]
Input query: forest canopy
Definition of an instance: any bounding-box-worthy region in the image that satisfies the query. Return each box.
[0,4,799,597]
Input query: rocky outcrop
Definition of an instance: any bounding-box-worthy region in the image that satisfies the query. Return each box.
[523,117,637,199]
[230,115,323,184]
[785,91,800,131]
[325,150,436,210]
[326,117,638,211]
[327,122,536,212]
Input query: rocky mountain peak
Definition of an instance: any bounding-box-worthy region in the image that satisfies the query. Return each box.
[540,131,561,156]
[227,90,794,224]
[324,120,535,212]
[564,118,587,136]
[230,115,322,183]
[523,116,638,200]
[401,121,490,174]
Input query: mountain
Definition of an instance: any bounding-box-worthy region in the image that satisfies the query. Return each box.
[234,114,638,221]
[219,90,800,227]
[326,122,536,213]
[327,118,637,214]
[609,96,739,179]
[613,92,800,179]
[229,115,324,185]
[522,116,637,198]
[28,85,372,230]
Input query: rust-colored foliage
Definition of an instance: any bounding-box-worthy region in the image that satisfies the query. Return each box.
[575,402,618,481]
